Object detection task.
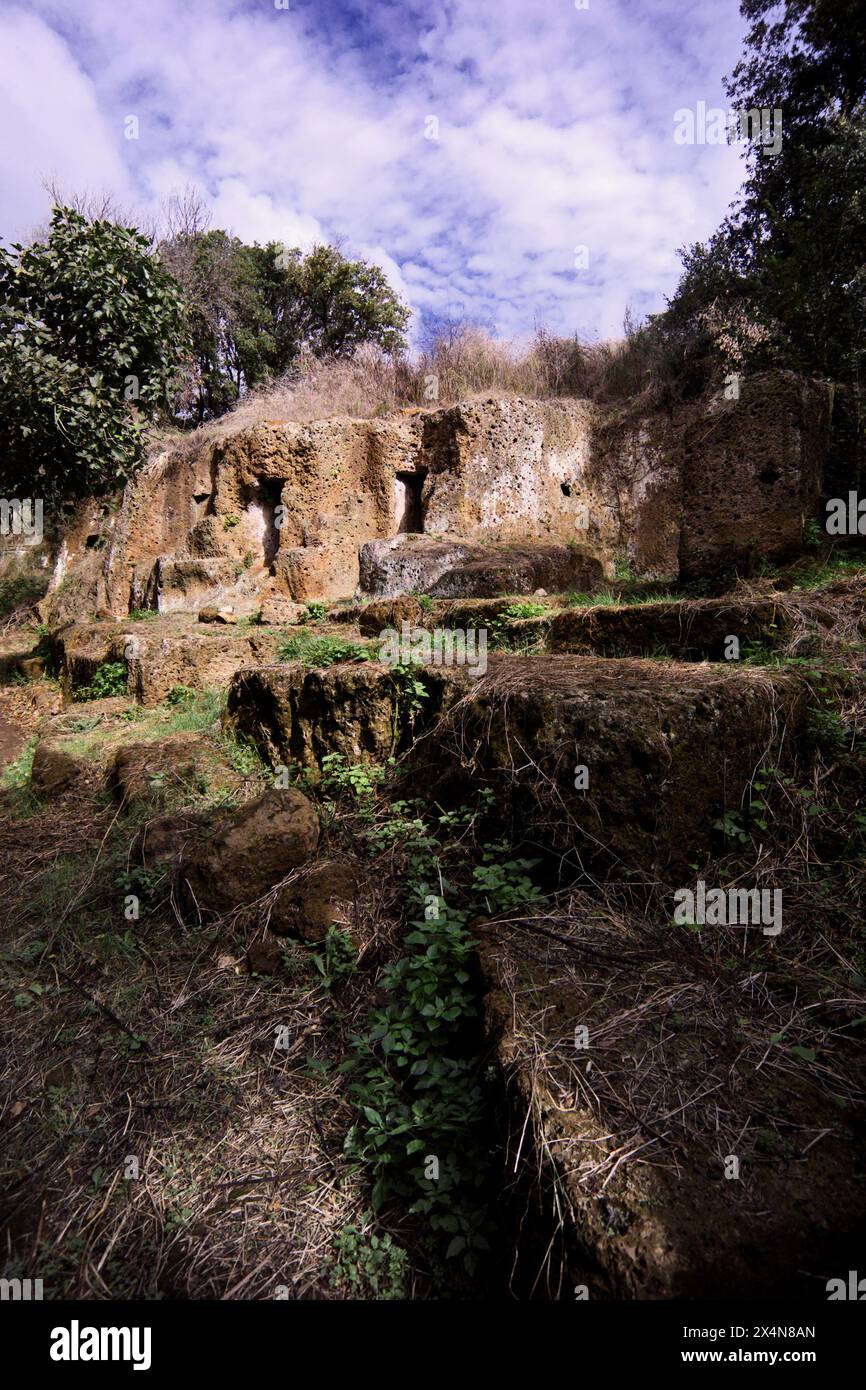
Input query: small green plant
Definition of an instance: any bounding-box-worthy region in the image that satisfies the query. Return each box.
[389,663,430,739]
[2,737,37,788]
[472,847,544,913]
[166,684,195,706]
[222,514,240,530]
[321,752,387,804]
[803,517,823,550]
[713,809,751,844]
[500,601,546,620]
[127,608,157,621]
[73,661,128,702]
[312,926,358,989]
[278,633,372,667]
[614,549,635,581]
[300,601,327,623]
[327,1214,409,1299]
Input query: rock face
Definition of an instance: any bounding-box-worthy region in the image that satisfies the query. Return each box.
[179,788,319,916]
[547,595,795,659]
[358,535,604,598]
[49,615,284,706]
[38,371,831,622]
[226,654,809,880]
[480,903,866,1299]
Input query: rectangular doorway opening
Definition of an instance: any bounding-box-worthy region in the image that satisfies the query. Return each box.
[395,470,426,534]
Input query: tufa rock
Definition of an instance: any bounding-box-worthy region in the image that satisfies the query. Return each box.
[180,788,319,916]
[269,860,358,942]
[198,606,237,624]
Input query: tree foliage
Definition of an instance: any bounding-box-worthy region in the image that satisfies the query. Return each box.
[661,0,866,385]
[0,207,188,504]
[159,231,410,422]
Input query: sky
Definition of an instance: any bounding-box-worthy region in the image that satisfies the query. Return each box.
[0,0,749,345]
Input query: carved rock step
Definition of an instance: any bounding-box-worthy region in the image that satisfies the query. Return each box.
[225,654,810,879]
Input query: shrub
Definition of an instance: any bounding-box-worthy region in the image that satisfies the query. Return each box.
[0,207,187,503]
[73,661,128,702]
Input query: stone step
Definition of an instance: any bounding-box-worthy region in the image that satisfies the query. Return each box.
[225,653,811,880]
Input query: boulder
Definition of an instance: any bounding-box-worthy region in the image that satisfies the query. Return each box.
[180,788,319,916]
[258,596,308,627]
[269,860,358,942]
[17,656,46,680]
[358,535,604,600]
[198,606,237,625]
[134,812,207,869]
[109,733,239,808]
[358,596,425,637]
[245,938,285,975]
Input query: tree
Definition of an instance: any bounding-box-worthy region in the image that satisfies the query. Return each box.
[158,230,410,422]
[661,0,866,385]
[0,206,188,505]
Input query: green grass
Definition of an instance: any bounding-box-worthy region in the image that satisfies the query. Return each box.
[561,588,677,609]
[278,633,374,667]
[2,736,37,789]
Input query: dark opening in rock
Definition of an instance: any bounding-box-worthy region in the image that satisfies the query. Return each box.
[396,470,426,534]
[257,480,282,569]
[561,482,572,497]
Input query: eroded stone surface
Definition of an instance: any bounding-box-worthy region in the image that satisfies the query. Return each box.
[359,535,604,599]
[38,372,830,621]
[226,654,809,879]
[480,901,866,1298]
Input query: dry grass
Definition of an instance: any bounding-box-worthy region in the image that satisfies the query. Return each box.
[2,562,865,1300]
[0,699,430,1300]
[147,323,677,458]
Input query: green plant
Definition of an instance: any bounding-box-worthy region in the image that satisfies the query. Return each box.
[312,926,359,989]
[301,601,327,624]
[0,206,188,503]
[500,601,546,620]
[342,810,544,1278]
[471,847,543,913]
[222,514,240,530]
[327,1214,409,1299]
[320,752,387,804]
[2,737,37,789]
[166,684,195,706]
[388,663,430,742]
[278,633,372,667]
[72,661,128,702]
[614,549,634,581]
[803,517,823,550]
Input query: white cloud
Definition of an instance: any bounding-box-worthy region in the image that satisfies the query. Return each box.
[5,0,749,339]
[0,6,133,243]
